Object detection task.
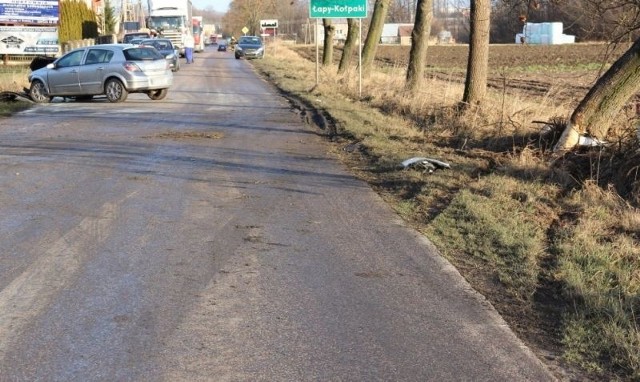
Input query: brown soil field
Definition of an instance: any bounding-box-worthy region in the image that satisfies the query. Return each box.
[295,42,634,104]
[376,42,631,69]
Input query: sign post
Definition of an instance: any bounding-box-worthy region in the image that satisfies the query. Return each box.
[309,0,367,18]
[309,0,367,97]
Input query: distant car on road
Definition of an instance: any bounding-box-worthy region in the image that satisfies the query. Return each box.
[217,43,227,52]
[28,44,173,103]
[139,38,180,72]
[234,36,264,59]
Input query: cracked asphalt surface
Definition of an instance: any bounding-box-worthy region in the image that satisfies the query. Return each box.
[0,47,555,381]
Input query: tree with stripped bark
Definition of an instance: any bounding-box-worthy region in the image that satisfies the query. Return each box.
[554,37,640,151]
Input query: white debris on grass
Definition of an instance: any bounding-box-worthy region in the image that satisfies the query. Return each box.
[401,157,451,173]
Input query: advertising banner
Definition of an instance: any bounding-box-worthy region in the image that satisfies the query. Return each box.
[0,0,59,24]
[0,26,59,55]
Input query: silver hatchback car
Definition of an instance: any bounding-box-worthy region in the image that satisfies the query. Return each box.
[28,44,173,103]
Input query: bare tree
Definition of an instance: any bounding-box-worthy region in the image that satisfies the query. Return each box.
[462,0,491,106]
[389,0,417,22]
[405,0,433,93]
[361,0,392,76]
[338,18,360,74]
[322,18,335,66]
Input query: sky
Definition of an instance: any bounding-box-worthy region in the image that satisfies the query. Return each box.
[191,0,231,12]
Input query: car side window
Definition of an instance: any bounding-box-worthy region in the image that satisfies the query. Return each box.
[56,50,84,68]
[84,49,113,65]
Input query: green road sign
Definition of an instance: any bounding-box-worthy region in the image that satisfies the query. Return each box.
[309,0,367,18]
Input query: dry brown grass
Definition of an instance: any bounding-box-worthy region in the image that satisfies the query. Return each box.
[0,65,30,92]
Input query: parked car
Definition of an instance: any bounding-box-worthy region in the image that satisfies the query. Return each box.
[128,38,146,45]
[122,32,150,44]
[28,44,173,103]
[234,36,264,59]
[139,38,180,72]
[217,42,227,52]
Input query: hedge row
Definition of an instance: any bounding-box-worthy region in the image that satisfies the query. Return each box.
[58,0,99,44]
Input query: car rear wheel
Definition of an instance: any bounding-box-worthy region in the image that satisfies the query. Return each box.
[147,88,168,100]
[29,80,51,103]
[105,79,128,103]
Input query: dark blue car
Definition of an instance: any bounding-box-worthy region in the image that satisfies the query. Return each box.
[234,36,264,59]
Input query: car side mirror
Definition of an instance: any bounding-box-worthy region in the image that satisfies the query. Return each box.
[46,63,55,69]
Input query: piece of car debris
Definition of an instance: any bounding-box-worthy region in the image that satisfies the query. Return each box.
[401,157,451,173]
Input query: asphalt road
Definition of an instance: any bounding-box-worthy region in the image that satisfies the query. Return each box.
[0,47,555,381]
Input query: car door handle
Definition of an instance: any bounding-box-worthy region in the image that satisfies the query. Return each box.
[96,67,104,70]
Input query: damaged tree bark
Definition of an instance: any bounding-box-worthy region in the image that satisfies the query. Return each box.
[554,37,640,152]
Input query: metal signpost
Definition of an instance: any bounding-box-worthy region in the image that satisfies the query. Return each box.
[309,0,367,97]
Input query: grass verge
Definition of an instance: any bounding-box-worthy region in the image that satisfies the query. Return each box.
[254,43,640,381]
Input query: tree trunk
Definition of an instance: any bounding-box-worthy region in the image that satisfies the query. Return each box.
[555,37,640,151]
[338,18,359,75]
[361,0,391,76]
[405,0,433,93]
[322,18,335,66]
[462,0,490,107]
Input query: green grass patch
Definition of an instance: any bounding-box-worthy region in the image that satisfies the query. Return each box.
[554,185,640,378]
[426,175,549,301]
[0,100,31,116]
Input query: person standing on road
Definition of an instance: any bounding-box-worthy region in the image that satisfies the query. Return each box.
[184,33,195,64]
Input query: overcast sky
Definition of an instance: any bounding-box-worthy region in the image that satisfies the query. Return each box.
[192,0,230,12]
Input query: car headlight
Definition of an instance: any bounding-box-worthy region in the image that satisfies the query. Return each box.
[166,54,175,59]
[236,46,243,51]
[257,47,264,53]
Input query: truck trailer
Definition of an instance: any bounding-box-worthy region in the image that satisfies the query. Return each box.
[146,0,192,56]
[192,16,205,52]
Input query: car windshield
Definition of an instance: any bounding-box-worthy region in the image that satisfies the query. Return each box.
[239,37,261,45]
[123,47,164,60]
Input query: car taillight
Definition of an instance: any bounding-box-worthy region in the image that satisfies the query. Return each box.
[123,62,142,72]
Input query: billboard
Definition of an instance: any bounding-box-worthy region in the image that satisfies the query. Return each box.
[0,26,60,55]
[0,0,59,24]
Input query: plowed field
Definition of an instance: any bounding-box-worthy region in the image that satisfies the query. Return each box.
[294,42,633,103]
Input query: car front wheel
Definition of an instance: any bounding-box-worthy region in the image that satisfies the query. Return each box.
[29,80,51,103]
[105,79,128,103]
[147,88,168,100]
